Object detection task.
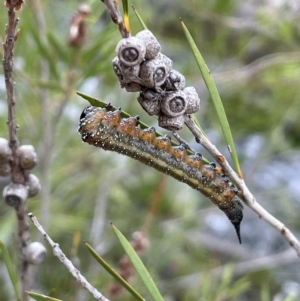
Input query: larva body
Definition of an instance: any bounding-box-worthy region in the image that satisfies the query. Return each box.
[78,106,243,243]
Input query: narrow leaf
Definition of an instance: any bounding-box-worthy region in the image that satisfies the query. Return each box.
[85,242,145,301]
[122,0,130,33]
[26,291,63,301]
[131,5,147,30]
[0,240,21,301]
[111,224,164,301]
[47,31,69,63]
[181,20,243,177]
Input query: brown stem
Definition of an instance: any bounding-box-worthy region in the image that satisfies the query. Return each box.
[101,0,130,38]
[2,4,30,301]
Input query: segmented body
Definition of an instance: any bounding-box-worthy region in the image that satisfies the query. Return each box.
[78,106,243,243]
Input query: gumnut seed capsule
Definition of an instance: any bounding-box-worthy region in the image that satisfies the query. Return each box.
[160,90,188,117]
[26,174,41,198]
[158,113,184,131]
[0,138,12,163]
[3,183,28,207]
[184,86,201,114]
[116,36,146,67]
[122,82,144,92]
[139,53,172,88]
[135,29,161,60]
[137,89,161,116]
[17,145,38,170]
[25,242,47,265]
[162,69,186,91]
[0,163,11,177]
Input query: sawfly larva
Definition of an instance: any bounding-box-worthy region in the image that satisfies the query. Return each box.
[78,106,243,243]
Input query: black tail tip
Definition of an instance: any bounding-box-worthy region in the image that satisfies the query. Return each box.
[232,221,242,244]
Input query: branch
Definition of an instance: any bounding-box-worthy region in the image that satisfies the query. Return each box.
[101,0,129,38]
[184,115,300,257]
[2,3,31,300]
[28,213,111,301]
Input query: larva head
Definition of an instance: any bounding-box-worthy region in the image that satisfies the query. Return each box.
[78,107,106,136]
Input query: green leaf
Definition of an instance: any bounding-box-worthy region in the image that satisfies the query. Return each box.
[85,242,145,301]
[47,31,69,63]
[181,20,243,177]
[28,23,60,81]
[122,0,130,33]
[26,291,63,301]
[0,240,21,301]
[111,224,164,301]
[131,5,147,30]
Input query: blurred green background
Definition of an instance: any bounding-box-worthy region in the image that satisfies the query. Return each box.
[1,0,300,300]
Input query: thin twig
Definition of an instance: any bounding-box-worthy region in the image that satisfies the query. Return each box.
[28,213,111,301]
[101,0,129,38]
[184,115,300,257]
[2,4,31,300]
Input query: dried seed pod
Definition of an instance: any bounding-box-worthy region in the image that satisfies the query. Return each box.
[116,36,146,67]
[158,112,184,131]
[137,89,161,115]
[119,63,141,84]
[25,242,47,265]
[184,86,200,114]
[161,90,188,117]
[18,145,38,170]
[139,53,172,88]
[0,163,11,177]
[135,29,161,60]
[112,56,143,89]
[159,53,173,72]
[112,56,124,82]
[26,174,41,198]
[3,183,28,207]
[122,82,144,92]
[0,138,12,163]
[162,69,186,91]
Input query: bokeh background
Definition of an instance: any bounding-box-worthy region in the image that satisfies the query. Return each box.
[1,0,300,300]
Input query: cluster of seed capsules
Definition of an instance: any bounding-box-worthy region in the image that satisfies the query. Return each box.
[112,29,200,131]
[0,138,41,207]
